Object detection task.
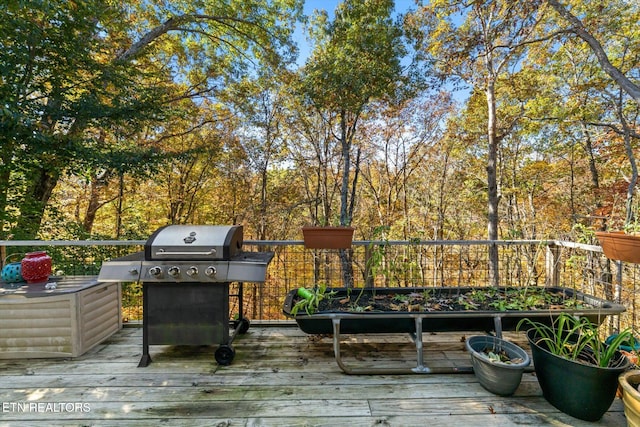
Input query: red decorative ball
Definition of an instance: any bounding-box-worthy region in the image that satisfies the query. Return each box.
[21,251,52,283]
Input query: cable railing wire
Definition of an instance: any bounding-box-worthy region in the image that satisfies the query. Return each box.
[0,239,637,335]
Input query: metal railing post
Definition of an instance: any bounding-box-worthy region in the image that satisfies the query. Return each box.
[545,243,561,287]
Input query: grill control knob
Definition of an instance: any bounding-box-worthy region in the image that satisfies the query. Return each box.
[168,266,180,277]
[205,266,217,278]
[149,266,163,278]
[186,266,198,277]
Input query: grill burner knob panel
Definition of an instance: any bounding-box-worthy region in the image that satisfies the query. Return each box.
[168,266,180,277]
[137,262,233,282]
[149,266,163,278]
[205,266,217,278]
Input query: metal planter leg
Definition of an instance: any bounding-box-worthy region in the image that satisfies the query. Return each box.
[330,317,472,375]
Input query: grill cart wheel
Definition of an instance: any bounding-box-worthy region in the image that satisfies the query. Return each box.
[236,317,250,334]
[215,345,236,365]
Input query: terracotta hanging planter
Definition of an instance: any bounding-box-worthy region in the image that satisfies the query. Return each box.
[301,226,354,249]
[595,231,640,264]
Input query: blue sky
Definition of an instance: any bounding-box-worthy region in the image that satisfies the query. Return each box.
[295,0,419,65]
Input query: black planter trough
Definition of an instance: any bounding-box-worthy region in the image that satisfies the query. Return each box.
[282,286,626,375]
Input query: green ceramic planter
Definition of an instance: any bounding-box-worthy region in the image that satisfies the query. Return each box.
[527,328,630,421]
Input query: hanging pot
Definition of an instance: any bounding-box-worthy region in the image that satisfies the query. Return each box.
[301,226,355,249]
[1,253,24,283]
[595,231,640,263]
[20,251,52,283]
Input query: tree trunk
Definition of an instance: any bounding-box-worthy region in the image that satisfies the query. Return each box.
[580,122,600,191]
[579,122,604,229]
[13,167,60,239]
[338,109,355,287]
[486,79,500,287]
[82,170,112,234]
[115,173,124,239]
[258,167,268,240]
[83,180,102,235]
[0,150,10,239]
[620,108,638,226]
[339,109,351,227]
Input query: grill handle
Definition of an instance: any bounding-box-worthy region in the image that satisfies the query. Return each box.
[154,249,217,257]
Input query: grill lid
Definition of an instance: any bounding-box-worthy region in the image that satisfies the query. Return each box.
[144,225,243,261]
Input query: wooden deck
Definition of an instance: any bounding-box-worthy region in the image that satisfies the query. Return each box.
[0,323,627,426]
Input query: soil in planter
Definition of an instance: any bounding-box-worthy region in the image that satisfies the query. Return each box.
[478,347,525,365]
[310,287,593,313]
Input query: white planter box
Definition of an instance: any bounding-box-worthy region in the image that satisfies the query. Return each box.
[0,276,122,358]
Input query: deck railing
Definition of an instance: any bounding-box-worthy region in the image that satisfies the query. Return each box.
[1,239,638,334]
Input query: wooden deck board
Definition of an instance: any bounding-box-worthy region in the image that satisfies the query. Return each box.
[0,324,627,426]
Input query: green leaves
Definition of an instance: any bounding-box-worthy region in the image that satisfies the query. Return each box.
[303,0,406,112]
[290,284,335,316]
[517,313,633,368]
[1,0,305,238]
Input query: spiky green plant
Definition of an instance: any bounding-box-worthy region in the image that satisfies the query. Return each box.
[291,284,335,316]
[517,313,633,368]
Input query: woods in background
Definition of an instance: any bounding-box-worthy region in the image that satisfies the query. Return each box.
[1,0,639,248]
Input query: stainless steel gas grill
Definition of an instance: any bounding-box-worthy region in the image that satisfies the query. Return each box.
[98,225,274,367]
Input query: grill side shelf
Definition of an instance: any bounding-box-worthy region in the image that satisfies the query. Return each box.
[98,252,144,282]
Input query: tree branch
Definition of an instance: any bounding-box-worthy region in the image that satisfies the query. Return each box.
[547,0,640,104]
[117,14,272,62]
[584,120,640,140]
